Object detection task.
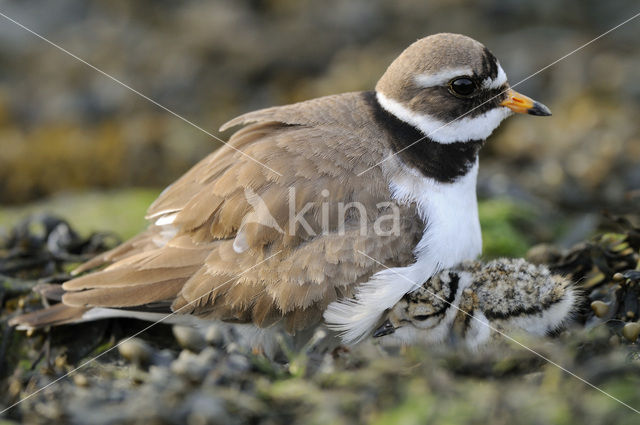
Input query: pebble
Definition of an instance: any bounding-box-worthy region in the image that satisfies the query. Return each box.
[226,342,241,354]
[205,324,224,347]
[612,272,625,281]
[609,334,620,347]
[622,322,640,342]
[526,244,562,265]
[170,348,217,382]
[118,338,153,365]
[173,326,207,352]
[73,374,89,387]
[590,300,609,318]
[148,365,175,387]
[184,394,228,425]
[54,354,68,369]
[227,354,251,374]
[153,349,176,367]
[198,347,220,364]
[8,378,22,398]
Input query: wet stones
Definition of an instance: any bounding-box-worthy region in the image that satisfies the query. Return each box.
[622,322,640,342]
[118,338,153,366]
[173,326,207,352]
[590,300,609,318]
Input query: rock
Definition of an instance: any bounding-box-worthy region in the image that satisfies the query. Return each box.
[73,373,89,387]
[590,301,609,318]
[173,325,207,352]
[198,347,220,365]
[170,348,217,382]
[54,354,68,370]
[118,338,153,365]
[183,393,228,425]
[526,244,562,265]
[613,272,625,281]
[226,354,251,374]
[622,322,640,342]
[205,324,224,347]
[226,342,241,354]
[152,349,176,367]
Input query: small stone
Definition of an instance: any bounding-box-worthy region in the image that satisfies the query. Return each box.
[185,394,227,425]
[153,349,176,367]
[198,347,219,364]
[226,342,241,354]
[590,300,609,318]
[609,334,620,346]
[227,354,251,373]
[73,374,89,387]
[526,244,562,265]
[627,311,636,319]
[173,326,206,352]
[622,322,640,342]
[54,354,68,369]
[118,338,152,365]
[205,325,224,347]
[612,272,625,281]
[148,364,173,384]
[171,349,211,382]
[8,378,22,397]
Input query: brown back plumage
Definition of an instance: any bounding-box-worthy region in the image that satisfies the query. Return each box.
[12,92,423,334]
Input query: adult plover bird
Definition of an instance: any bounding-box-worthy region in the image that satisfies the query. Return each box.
[11,33,551,347]
[372,259,578,349]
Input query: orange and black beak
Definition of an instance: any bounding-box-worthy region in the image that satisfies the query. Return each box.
[500,88,551,116]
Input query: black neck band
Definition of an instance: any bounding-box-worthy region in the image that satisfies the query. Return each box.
[366,92,483,183]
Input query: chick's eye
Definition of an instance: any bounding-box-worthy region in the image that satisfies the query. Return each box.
[449,78,476,96]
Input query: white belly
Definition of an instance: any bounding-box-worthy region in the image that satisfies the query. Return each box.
[403,159,482,274]
[324,160,482,343]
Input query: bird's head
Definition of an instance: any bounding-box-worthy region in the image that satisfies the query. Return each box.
[375,33,551,144]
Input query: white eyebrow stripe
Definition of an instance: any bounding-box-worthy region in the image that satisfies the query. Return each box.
[482,63,508,89]
[414,67,473,88]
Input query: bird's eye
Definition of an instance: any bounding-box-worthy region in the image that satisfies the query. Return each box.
[413,314,432,321]
[449,77,476,97]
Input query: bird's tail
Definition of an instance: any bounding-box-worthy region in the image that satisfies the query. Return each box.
[9,303,90,330]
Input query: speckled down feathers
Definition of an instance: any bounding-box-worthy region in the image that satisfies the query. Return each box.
[380,258,579,347]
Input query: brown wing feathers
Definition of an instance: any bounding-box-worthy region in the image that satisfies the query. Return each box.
[11,93,422,334]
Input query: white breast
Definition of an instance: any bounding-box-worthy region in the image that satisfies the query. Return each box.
[392,159,482,270]
[324,160,482,343]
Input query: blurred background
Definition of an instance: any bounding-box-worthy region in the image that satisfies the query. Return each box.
[0,0,638,253]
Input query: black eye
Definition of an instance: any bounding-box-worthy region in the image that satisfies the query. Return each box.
[449,78,476,97]
[413,315,432,321]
